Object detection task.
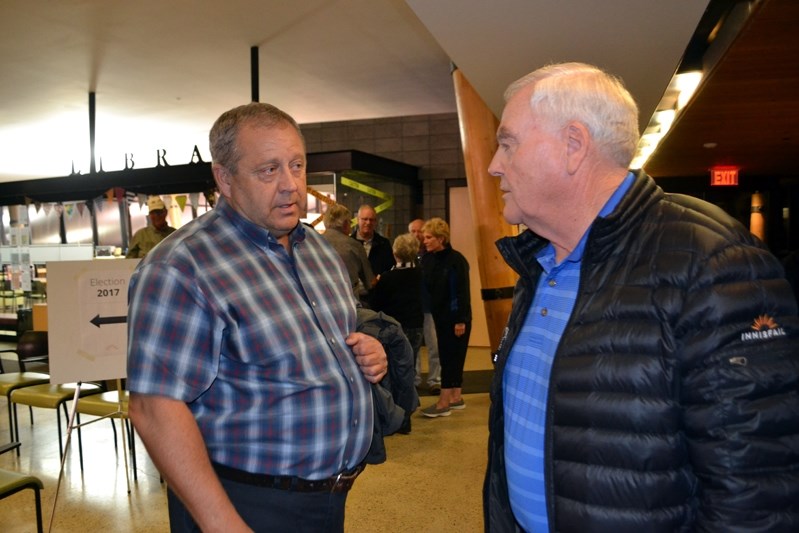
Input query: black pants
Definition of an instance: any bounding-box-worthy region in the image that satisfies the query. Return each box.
[435,320,471,388]
[167,477,348,533]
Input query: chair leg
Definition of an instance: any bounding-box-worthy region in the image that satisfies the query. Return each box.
[12,403,19,456]
[75,411,84,472]
[8,403,35,456]
[56,404,64,459]
[33,483,43,533]
[128,420,138,481]
[110,418,118,451]
[5,399,14,444]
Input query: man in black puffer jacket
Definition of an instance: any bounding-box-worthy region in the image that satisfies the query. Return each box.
[483,62,799,532]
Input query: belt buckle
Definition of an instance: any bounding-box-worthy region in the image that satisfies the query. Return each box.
[331,465,363,493]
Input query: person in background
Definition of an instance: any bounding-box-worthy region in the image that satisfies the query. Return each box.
[370,233,425,377]
[484,62,799,531]
[352,204,395,277]
[419,217,471,418]
[409,218,441,394]
[126,195,176,258]
[127,102,387,533]
[322,203,375,307]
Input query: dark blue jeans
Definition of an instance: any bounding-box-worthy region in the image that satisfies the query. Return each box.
[167,477,349,533]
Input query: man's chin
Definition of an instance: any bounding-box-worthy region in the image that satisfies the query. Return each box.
[269,208,300,227]
[502,207,522,226]
[281,214,300,229]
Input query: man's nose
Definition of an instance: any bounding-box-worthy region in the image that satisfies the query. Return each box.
[278,167,300,191]
[488,153,503,177]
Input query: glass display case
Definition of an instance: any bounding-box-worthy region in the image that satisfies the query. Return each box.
[305,151,420,241]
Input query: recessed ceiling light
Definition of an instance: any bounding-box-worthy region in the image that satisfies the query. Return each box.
[703,142,717,149]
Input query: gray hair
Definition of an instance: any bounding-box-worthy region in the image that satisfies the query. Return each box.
[505,62,639,168]
[323,203,352,231]
[209,102,305,174]
[392,233,419,263]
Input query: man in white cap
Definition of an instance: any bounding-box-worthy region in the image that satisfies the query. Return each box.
[126,196,176,258]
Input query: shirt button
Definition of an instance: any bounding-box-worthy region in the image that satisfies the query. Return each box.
[541,308,548,317]
[548,279,556,287]
[353,419,358,426]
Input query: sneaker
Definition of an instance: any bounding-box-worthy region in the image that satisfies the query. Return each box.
[428,383,441,395]
[449,399,466,410]
[420,404,451,418]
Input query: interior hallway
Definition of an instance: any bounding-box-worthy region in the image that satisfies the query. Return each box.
[0,347,493,532]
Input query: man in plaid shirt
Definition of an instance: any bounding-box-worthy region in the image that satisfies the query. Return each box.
[127,103,387,533]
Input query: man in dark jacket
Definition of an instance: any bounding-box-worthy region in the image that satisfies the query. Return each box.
[351,204,395,277]
[322,203,374,307]
[484,62,799,531]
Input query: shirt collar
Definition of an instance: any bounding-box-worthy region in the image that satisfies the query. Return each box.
[599,171,635,218]
[217,196,305,251]
[536,171,635,271]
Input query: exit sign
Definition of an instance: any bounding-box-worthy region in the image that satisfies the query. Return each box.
[710,166,739,186]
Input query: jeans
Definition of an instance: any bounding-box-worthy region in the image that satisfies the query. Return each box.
[167,477,349,533]
[415,312,441,386]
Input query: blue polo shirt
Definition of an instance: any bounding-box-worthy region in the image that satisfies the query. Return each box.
[503,172,634,531]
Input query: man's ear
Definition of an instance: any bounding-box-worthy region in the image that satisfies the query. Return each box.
[565,121,590,175]
[212,163,232,198]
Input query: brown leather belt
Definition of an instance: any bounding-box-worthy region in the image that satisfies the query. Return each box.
[212,462,364,494]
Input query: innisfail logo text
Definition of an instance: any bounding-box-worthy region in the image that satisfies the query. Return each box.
[741,314,787,342]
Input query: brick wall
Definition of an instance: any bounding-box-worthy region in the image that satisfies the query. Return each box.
[301,113,466,224]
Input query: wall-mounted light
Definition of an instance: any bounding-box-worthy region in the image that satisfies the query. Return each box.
[630,70,703,170]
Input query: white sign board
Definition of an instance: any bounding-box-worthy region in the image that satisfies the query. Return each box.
[47,259,140,384]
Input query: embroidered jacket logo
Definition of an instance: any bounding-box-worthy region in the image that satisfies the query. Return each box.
[740,314,787,341]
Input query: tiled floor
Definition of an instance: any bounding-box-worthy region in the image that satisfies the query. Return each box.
[1,349,491,532]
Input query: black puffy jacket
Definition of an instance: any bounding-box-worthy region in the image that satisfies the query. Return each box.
[357,308,415,465]
[357,307,419,416]
[484,173,799,532]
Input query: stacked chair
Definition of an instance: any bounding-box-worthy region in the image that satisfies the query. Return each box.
[0,330,50,532]
[0,331,51,453]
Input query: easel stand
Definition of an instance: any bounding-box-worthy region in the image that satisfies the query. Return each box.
[48,378,131,533]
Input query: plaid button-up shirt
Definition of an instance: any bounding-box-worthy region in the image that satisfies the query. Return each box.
[127,197,373,479]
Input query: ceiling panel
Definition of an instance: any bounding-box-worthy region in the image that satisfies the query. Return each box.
[0,0,754,186]
[405,0,710,133]
[644,0,799,179]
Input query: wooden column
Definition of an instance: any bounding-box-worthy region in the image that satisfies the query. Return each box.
[750,191,766,242]
[452,67,518,351]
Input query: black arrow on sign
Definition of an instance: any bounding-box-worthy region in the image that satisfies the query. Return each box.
[90,314,128,328]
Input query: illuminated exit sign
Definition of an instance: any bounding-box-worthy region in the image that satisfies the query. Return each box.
[710,166,739,186]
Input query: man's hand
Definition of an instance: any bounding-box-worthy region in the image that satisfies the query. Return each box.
[346,332,388,383]
[128,394,253,532]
